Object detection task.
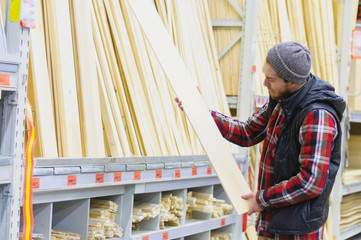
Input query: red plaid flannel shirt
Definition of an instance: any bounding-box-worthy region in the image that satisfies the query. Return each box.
[211,102,337,240]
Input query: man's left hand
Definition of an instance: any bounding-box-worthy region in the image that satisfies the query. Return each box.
[241,192,264,216]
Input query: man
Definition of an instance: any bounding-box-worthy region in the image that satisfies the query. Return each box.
[176,42,346,239]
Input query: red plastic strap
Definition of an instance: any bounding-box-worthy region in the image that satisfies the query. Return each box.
[242,213,248,232]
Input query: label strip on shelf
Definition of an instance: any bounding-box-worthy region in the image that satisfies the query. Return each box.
[33,166,220,190]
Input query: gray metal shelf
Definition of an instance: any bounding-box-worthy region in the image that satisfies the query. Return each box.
[0,54,20,91]
[349,111,361,123]
[32,155,247,200]
[131,215,236,240]
[0,157,12,184]
[342,182,361,196]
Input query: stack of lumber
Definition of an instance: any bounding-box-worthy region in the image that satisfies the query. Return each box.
[132,202,161,230]
[343,134,361,185]
[340,192,361,231]
[186,191,233,219]
[208,0,359,97]
[50,230,82,240]
[210,231,232,240]
[256,0,339,94]
[343,168,361,185]
[159,193,183,229]
[211,197,233,218]
[88,199,123,239]
[348,59,361,111]
[347,135,361,169]
[28,0,236,158]
[207,0,244,96]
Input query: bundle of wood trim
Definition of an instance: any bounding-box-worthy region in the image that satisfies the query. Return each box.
[88,199,123,239]
[50,230,82,240]
[340,192,361,231]
[186,191,233,219]
[347,135,361,169]
[210,231,232,240]
[348,59,361,111]
[159,193,183,229]
[132,202,161,230]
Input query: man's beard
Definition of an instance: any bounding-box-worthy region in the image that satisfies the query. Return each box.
[269,87,293,101]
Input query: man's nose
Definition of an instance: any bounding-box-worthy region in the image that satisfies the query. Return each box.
[263,78,270,88]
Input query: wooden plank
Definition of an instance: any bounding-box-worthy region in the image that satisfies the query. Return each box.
[92,0,142,156]
[70,0,105,157]
[29,0,58,157]
[43,0,82,157]
[347,134,361,169]
[127,0,251,214]
[348,59,361,111]
[96,58,124,157]
[277,0,292,42]
[208,0,243,96]
[91,2,132,156]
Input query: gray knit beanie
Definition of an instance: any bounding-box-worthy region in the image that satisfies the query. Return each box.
[267,41,312,84]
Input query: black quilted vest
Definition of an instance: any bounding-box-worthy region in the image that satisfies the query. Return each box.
[265,74,346,234]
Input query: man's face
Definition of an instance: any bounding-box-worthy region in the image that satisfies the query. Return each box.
[262,62,294,101]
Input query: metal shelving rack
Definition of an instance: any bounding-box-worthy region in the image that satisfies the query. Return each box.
[31,155,248,240]
[0,0,31,239]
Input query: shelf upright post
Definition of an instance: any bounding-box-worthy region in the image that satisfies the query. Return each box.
[331,0,356,239]
[211,0,259,236]
[236,0,260,238]
[0,0,31,239]
[236,0,259,171]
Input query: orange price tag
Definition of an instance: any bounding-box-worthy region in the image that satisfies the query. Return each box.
[95,173,104,183]
[67,175,77,186]
[207,167,212,175]
[162,232,169,240]
[134,171,141,181]
[0,74,10,86]
[221,218,226,226]
[192,167,197,176]
[114,172,122,182]
[142,236,149,240]
[32,178,40,189]
[156,170,162,179]
[174,169,181,178]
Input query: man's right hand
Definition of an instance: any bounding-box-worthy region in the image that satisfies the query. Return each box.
[175,97,184,111]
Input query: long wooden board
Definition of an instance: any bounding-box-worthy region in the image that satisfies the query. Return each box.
[29,0,58,157]
[43,0,82,157]
[127,0,251,214]
[70,0,105,157]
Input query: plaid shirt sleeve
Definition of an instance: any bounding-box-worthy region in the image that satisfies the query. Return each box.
[210,103,269,147]
[257,109,338,208]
